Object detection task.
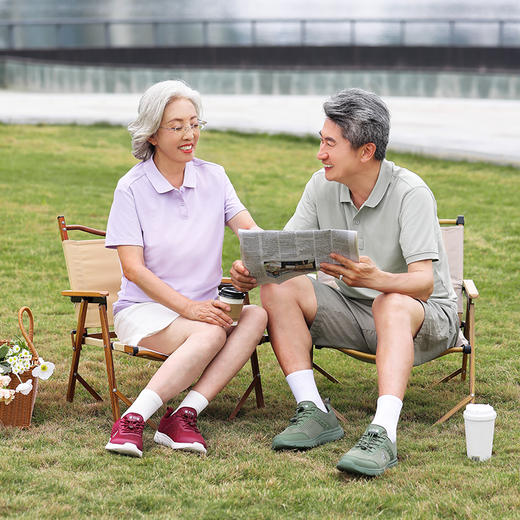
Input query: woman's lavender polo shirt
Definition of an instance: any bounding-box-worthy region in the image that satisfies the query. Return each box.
[105,156,246,315]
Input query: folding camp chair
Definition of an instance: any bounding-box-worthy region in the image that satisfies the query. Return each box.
[312,215,478,424]
[57,215,266,426]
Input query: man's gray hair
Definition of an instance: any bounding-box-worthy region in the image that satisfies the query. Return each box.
[323,88,390,161]
[128,80,202,161]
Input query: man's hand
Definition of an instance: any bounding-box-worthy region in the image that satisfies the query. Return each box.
[320,253,381,289]
[183,299,233,328]
[230,260,258,292]
[321,254,434,301]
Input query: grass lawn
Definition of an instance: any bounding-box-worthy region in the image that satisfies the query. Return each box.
[0,124,519,519]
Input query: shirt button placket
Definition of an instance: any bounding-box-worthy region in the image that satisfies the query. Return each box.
[352,216,362,249]
[177,189,188,219]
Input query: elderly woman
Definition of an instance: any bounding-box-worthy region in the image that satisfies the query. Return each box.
[104,80,267,458]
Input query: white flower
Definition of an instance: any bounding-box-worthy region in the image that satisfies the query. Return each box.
[7,356,17,365]
[0,375,11,387]
[32,359,55,380]
[21,350,32,360]
[11,344,21,353]
[0,388,15,405]
[23,359,31,370]
[16,379,33,395]
[12,361,25,375]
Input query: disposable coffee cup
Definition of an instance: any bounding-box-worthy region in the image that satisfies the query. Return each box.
[218,286,245,326]
[463,403,496,461]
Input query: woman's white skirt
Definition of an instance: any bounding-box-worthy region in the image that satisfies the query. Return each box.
[113,302,179,346]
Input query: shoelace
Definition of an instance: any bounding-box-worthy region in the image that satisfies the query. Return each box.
[355,430,384,453]
[120,416,144,434]
[289,406,315,425]
[180,412,202,435]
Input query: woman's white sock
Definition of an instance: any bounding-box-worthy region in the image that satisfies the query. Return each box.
[122,388,163,422]
[174,390,209,415]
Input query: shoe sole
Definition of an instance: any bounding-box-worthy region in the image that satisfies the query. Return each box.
[336,457,398,476]
[105,441,143,458]
[272,425,344,450]
[154,431,207,455]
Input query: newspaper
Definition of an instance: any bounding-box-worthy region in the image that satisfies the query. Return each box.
[238,229,359,285]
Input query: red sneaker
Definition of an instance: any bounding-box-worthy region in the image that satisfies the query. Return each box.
[105,413,144,457]
[154,407,207,455]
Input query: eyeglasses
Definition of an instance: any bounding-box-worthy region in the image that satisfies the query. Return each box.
[159,119,207,135]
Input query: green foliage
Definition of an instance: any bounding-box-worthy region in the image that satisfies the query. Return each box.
[0,125,519,519]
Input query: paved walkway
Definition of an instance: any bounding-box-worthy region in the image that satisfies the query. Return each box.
[1,91,519,167]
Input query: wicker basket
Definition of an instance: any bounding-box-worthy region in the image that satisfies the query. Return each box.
[0,307,39,428]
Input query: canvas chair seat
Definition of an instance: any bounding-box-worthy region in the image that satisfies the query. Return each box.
[58,215,266,427]
[312,216,478,424]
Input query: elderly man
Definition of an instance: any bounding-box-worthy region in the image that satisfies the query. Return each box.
[231,88,458,476]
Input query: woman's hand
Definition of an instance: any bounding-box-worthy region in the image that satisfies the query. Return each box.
[183,299,233,328]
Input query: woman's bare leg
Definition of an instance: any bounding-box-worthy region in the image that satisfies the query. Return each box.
[138,318,227,402]
[138,305,267,403]
[193,305,267,400]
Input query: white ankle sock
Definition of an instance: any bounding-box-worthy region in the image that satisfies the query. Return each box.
[122,388,163,422]
[371,394,403,443]
[286,369,327,413]
[174,390,209,415]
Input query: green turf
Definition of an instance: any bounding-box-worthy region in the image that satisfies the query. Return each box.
[0,124,518,519]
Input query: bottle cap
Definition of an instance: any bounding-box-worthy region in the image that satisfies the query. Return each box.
[463,403,496,421]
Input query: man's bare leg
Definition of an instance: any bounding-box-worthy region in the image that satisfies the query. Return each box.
[337,293,425,476]
[260,275,317,375]
[261,276,344,450]
[370,292,424,440]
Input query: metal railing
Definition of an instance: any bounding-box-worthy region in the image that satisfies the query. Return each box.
[1,17,519,49]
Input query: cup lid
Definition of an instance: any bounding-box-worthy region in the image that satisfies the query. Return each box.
[463,403,496,421]
[219,286,246,299]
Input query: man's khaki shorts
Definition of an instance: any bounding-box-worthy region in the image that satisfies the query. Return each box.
[308,278,460,366]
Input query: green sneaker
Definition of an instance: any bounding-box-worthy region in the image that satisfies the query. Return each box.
[336,424,397,476]
[272,400,344,450]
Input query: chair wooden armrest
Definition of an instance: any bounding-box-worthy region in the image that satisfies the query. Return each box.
[61,289,109,298]
[463,279,479,300]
